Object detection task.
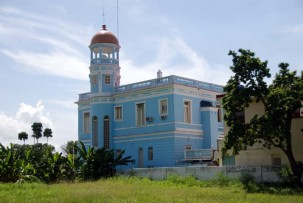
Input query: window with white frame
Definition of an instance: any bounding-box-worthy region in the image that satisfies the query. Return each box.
[83,112,90,133]
[115,106,123,121]
[159,99,168,115]
[136,103,145,126]
[91,75,97,86]
[184,100,192,123]
[104,75,111,84]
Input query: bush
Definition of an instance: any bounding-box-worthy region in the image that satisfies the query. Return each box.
[239,172,255,185]
[164,175,204,187]
[278,166,296,186]
[0,142,132,183]
[214,172,230,187]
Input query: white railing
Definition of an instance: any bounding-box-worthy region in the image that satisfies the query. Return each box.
[184,149,213,161]
[115,75,224,93]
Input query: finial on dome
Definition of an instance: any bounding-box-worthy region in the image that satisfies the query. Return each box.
[102,24,107,30]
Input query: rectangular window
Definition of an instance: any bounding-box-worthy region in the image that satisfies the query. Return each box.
[216,105,222,122]
[272,155,281,167]
[91,75,97,86]
[115,106,123,121]
[83,112,90,133]
[235,111,245,123]
[184,100,192,123]
[159,99,168,115]
[184,145,192,150]
[136,103,145,126]
[105,75,111,84]
[148,147,153,161]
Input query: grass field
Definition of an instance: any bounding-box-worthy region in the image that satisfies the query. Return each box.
[0,176,302,203]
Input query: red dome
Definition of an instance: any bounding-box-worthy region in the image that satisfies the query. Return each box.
[90,25,119,45]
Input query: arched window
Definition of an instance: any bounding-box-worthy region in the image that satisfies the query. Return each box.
[104,116,110,149]
[92,116,98,147]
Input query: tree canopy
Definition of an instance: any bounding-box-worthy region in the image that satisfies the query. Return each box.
[18,132,28,145]
[31,122,43,143]
[223,49,303,185]
[43,128,53,144]
[61,140,78,155]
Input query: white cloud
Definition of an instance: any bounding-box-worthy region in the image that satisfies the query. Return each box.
[0,101,53,146]
[290,23,303,34]
[120,36,231,86]
[0,6,90,80]
[282,23,303,35]
[1,49,88,80]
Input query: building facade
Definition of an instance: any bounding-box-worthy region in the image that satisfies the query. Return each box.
[76,25,224,169]
[216,98,303,167]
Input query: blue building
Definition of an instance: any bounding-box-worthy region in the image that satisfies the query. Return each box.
[76,24,224,168]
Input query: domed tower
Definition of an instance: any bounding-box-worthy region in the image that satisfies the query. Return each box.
[89,24,121,95]
[87,24,120,149]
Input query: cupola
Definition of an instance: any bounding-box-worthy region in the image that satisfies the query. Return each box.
[90,25,119,45]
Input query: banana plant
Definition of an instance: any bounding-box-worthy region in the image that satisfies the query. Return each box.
[0,144,22,182]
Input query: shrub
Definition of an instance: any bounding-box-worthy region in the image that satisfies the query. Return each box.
[278,166,296,186]
[239,172,255,185]
[214,172,230,187]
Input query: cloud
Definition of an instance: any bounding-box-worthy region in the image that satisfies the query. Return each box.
[120,36,231,86]
[0,5,231,85]
[282,23,303,35]
[0,101,53,146]
[1,49,88,80]
[290,23,303,34]
[0,7,90,80]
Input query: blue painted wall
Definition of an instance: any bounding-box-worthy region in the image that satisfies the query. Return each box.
[201,107,219,149]
[91,103,114,148]
[102,74,114,93]
[78,107,91,146]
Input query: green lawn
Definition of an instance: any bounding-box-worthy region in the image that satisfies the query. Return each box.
[0,176,302,203]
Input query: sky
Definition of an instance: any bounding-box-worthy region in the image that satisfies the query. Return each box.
[0,0,302,150]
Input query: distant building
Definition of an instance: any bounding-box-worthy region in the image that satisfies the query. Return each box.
[216,97,303,167]
[76,24,224,168]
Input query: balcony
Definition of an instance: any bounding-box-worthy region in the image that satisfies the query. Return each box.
[79,92,91,101]
[183,149,214,162]
[91,58,118,65]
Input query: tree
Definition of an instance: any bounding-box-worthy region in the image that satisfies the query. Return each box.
[61,141,78,155]
[31,122,43,144]
[223,49,303,185]
[18,132,28,145]
[43,128,53,144]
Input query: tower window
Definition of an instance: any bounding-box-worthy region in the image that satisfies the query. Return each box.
[115,106,123,121]
[159,99,168,115]
[184,100,192,123]
[83,112,90,133]
[136,103,145,126]
[91,75,97,86]
[105,75,111,84]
